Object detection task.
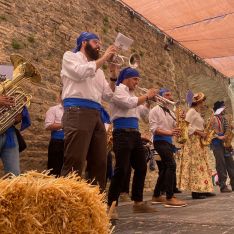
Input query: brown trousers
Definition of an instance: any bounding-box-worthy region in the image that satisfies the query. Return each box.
[61,107,107,191]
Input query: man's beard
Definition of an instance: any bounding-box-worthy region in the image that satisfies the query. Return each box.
[85,42,100,60]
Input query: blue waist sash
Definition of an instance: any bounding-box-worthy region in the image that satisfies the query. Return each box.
[51,130,64,140]
[212,133,224,146]
[153,135,172,144]
[20,106,31,131]
[113,117,138,129]
[4,106,31,149]
[4,127,16,148]
[63,98,110,124]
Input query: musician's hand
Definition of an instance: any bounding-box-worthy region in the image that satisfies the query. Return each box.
[217,135,225,140]
[195,130,206,138]
[103,45,117,61]
[172,128,181,136]
[146,88,156,100]
[0,95,15,107]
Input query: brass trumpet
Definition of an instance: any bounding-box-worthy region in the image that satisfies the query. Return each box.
[99,48,140,68]
[137,86,177,106]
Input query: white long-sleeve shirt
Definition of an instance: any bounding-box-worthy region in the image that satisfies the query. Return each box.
[110,84,149,121]
[45,104,64,129]
[149,105,176,135]
[61,51,113,104]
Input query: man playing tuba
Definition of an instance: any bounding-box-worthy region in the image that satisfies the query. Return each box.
[0,94,30,175]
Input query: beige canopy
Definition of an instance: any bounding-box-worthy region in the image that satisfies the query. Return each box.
[122,0,234,77]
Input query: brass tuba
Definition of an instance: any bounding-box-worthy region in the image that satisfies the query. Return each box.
[0,54,41,134]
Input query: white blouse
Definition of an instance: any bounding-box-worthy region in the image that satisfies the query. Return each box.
[185,108,204,135]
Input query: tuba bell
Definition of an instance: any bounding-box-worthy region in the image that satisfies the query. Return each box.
[0,54,41,134]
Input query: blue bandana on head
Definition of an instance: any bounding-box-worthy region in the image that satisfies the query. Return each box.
[159,88,170,96]
[116,67,140,86]
[73,32,99,53]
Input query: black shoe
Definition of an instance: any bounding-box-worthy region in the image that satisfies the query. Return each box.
[192,192,206,199]
[174,188,182,193]
[203,192,216,197]
[220,186,232,193]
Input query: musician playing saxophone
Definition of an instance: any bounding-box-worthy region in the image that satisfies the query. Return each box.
[149,88,186,207]
[210,101,234,193]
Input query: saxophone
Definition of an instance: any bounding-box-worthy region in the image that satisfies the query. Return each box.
[200,113,215,146]
[175,105,188,144]
[223,116,234,150]
[0,54,41,134]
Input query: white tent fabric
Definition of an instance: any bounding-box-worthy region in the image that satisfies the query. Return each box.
[121,0,234,77]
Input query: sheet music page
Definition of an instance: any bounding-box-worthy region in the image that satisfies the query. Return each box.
[0,65,13,81]
[114,33,133,50]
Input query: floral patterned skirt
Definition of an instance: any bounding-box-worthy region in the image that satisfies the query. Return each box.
[177,135,214,192]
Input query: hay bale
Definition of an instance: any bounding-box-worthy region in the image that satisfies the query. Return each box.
[0,171,111,234]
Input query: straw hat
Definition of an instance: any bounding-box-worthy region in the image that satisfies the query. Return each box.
[192,92,206,104]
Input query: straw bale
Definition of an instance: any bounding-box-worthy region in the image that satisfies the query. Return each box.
[0,171,111,234]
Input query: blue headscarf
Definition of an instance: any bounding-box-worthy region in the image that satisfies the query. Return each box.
[73,32,99,53]
[159,88,170,96]
[116,67,140,86]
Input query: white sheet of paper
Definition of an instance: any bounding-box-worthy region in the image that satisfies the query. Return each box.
[114,33,133,50]
[0,65,13,80]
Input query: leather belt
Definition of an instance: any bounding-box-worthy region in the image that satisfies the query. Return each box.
[114,128,139,132]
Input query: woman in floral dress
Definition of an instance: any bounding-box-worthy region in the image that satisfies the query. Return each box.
[177,92,214,199]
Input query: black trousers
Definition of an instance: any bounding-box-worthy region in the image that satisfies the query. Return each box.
[106,150,113,181]
[108,129,147,206]
[156,160,178,194]
[48,139,64,177]
[153,141,176,199]
[121,164,131,194]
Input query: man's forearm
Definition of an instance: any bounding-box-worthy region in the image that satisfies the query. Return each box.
[46,123,62,131]
[154,128,172,136]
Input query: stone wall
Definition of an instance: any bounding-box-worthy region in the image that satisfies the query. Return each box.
[0,0,231,186]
